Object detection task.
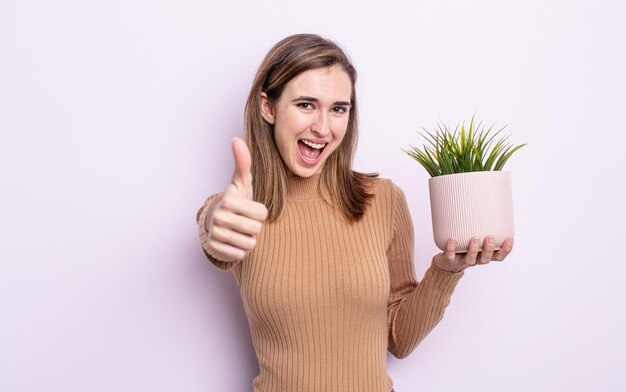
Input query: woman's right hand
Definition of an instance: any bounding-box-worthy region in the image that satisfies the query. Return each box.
[203,137,268,262]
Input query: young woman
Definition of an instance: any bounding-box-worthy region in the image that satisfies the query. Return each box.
[196,33,514,392]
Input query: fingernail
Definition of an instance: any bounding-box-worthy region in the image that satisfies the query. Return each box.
[472,237,479,244]
[488,237,494,244]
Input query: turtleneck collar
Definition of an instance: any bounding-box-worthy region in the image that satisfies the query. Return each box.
[286,173,325,201]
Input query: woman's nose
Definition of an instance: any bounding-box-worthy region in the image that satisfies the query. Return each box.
[310,111,330,136]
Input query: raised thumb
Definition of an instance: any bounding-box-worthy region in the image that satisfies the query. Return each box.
[230,137,253,199]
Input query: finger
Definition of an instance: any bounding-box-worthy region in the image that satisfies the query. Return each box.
[465,237,480,265]
[492,237,514,261]
[478,236,495,264]
[444,238,457,262]
[210,225,258,251]
[433,239,462,272]
[231,137,253,199]
[212,208,264,236]
[205,238,248,262]
[220,186,269,221]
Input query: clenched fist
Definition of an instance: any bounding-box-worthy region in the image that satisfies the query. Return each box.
[203,138,268,262]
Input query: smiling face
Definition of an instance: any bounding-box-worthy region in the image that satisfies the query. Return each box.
[260,65,353,177]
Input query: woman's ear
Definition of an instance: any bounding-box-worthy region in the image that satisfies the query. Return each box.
[260,92,276,125]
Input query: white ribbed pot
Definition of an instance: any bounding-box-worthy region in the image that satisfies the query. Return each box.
[429,171,514,253]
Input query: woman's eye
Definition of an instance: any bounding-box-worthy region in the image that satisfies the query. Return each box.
[333,106,348,114]
[298,102,314,110]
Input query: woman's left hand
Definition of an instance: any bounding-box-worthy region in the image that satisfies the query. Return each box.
[433,236,514,273]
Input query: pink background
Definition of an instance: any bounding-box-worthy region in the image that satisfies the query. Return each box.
[1,0,624,390]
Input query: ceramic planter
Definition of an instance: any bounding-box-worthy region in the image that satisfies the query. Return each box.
[428,171,514,253]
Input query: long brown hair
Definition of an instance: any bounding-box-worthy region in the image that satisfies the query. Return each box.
[244,33,378,222]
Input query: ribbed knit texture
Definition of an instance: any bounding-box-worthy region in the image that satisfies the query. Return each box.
[197,174,464,392]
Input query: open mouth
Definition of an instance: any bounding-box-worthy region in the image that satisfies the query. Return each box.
[297,139,327,165]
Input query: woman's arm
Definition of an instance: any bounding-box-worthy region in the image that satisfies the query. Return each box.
[386,184,464,359]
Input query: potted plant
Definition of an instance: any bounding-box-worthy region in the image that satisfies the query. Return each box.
[404,116,527,253]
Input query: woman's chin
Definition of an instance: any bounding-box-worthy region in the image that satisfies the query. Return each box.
[287,159,324,177]
[289,167,321,177]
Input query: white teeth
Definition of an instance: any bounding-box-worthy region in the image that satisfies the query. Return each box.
[301,139,326,149]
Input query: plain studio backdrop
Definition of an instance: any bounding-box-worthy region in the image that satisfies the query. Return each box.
[1,0,624,391]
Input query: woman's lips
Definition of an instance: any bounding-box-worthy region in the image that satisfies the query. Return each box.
[297,139,326,166]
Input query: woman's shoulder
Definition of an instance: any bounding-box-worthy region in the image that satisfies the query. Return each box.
[359,176,412,224]
[365,176,407,209]
[368,176,404,197]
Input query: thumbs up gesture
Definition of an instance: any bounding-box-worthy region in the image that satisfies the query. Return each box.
[203,138,269,262]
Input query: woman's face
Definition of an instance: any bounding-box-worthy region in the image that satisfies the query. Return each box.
[260,65,352,177]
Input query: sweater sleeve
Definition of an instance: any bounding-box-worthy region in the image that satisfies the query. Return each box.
[196,193,241,271]
[386,183,464,359]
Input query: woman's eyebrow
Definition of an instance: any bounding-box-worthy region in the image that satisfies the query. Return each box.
[291,96,352,106]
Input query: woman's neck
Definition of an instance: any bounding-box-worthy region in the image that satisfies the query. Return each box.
[286,173,324,200]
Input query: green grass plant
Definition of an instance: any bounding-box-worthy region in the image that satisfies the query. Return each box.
[403,116,527,177]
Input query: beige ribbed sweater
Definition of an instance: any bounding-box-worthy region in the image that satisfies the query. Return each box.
[196,173,464,392]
